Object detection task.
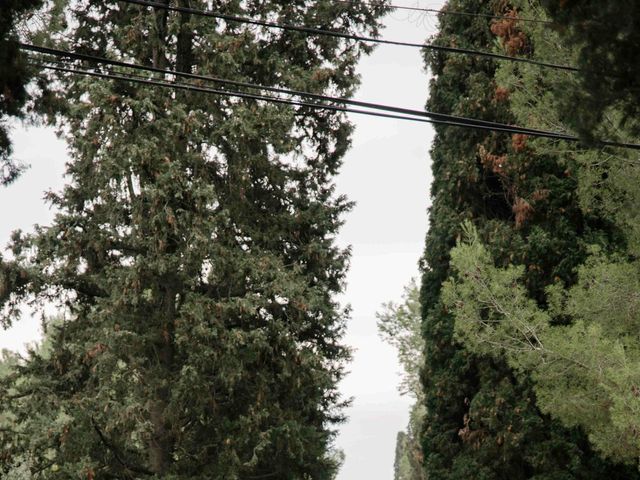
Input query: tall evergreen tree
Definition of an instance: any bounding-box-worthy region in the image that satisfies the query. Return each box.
[0,0,42,185]
[419,0,639,478]
[441,0,640,465]
[0,1,385,478]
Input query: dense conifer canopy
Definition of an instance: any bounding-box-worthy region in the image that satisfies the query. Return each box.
[419,0,640,477]
[3,0,640,477]
[0,1,386,478]
[443,0,640,465]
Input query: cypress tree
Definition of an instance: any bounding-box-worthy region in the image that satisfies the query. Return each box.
[0,1,385,478]
[419,1,639,478]
[438,0,640,465]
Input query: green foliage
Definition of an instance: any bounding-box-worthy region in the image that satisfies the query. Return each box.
[493,0,640,256]
[378,280,426,480]
[439,0,640,466]
[377,279,424,399]
[540,0,640,140]
[0,0,42,185]
[419,0,639,478]
[445,228,640,462]
[442,221,548,366]
[0,1,386,478]
[394,431,410,480]
[393,413,426,480]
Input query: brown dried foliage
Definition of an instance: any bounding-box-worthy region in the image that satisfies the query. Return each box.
[531,189,550,202]
[479,145,508,175]
[84,343,107,362]
[490,9,528,55]
[458,413,486,449]
[513,197,534,228]
[494,86,510,102]
[511,133,529,152]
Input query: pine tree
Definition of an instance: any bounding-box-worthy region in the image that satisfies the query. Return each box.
[0,0,42,185]
[0,1,386,478]
[377,279,423,399]
[419,0,639,477]
[444,223,640,463]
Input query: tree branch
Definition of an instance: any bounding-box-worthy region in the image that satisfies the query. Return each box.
[91,417,153,477]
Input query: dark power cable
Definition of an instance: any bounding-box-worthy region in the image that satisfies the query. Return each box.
[116,0,578,73]
[20,43,569,138]
[32,61,516,130]
[32,60,640,150]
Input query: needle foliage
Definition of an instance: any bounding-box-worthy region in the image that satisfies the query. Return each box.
[0,0,42,185]
[419,0,639,477]
[0,1,386,478]
[443,0,640,466]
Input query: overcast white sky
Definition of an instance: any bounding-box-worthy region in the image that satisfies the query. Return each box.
[0,4,443,479]
[333,5,442,479]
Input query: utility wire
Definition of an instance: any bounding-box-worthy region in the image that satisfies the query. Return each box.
[31,61,506,129]
[20,43,570,139]
[31,59,640,150]
[116,0,578,73]
[333,0,555,26]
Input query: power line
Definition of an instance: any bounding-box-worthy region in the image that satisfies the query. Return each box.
[333,0,555,26]
[24,44,639,149]
[116,0,578,73]
[30,59,640,150]
[30,61,506,129]
[20,43,570,139]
